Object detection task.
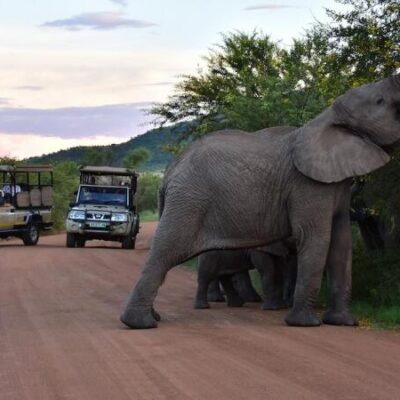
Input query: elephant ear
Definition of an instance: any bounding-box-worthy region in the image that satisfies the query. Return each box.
[292,115,391,183]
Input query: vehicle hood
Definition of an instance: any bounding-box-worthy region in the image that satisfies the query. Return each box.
[71,204,128,213]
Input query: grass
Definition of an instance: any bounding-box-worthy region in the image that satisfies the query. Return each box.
[351,302,400,330]
[139,210,159,222]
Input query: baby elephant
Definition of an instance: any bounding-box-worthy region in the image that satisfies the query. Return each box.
[206,270,262,303]
[195,242,297,310]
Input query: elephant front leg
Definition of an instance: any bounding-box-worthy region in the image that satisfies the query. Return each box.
[322,213,358,326]
[285,227,331,327]
[120,265,164,329]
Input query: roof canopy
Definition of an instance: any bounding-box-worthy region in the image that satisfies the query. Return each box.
[0,165,53,173]
[80,165,137,177]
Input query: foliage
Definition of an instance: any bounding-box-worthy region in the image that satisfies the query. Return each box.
[136,173,161,213]
[139,209,159,222]
[123,147,150,169]
[52,162,80,231]
[151,31,336,149]
[28,125,185,172]
[326,0,400,84]
[83,147,116,166]
[0,156,20,166]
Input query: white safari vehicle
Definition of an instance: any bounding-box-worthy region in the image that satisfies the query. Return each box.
[65,166,139,249]
[0,165,54,245]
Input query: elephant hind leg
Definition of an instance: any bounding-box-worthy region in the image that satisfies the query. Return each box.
[207,279,225,302]
[120,211,205,329]
[220,275,245,307]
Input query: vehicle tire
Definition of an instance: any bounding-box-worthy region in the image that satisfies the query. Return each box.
[76,236,86,248]
[121,235,135,249]
[66,233,77,248]
[23,224,39,246]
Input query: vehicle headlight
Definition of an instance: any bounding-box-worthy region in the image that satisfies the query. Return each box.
[111,213,128,222]
[68,210,85,220]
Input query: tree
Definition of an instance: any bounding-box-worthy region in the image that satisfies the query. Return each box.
[83,148,106,166]
[123,147,151,170]
[151,30,343,151]
[52,162,79,231]
[136,173,161,212]
[326,0,400,84]
[0,156,19,166]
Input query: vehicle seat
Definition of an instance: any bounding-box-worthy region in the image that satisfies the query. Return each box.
[30,188,42,207]
[41,186,54,207]
[16,192,30,208]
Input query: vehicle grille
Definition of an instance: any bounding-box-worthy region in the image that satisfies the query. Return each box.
[86,212,111,221]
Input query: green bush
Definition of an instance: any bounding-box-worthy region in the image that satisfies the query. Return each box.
[137,173,161,213]
[352,248,400,307]
[52,162,79,231]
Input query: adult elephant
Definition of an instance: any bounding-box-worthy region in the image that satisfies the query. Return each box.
[121,75,400,329]
[196,242,296,310]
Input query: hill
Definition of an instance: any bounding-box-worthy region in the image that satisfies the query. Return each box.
[28,124,188,171]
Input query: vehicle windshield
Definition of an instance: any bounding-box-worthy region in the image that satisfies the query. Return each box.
[78,186,128,206]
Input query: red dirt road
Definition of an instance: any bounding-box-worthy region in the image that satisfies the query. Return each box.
[1,222,399,400]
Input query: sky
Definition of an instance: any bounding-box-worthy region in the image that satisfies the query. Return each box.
[0,0,343,159]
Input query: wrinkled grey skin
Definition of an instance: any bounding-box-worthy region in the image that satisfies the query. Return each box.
[196,243,296,310]
[121,76,400,329]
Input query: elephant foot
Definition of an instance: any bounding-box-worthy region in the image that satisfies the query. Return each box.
[285,309,321,327]
[242,293,262,303]
[152,307,161,322]
[194,299,210,309]
[322,310,359,326]
[207,293,225,302]
[120,307,158,329]
[262,300,287,310]
[226,295,245,308]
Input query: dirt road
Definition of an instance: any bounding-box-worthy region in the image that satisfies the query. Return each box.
[0,222,399,400]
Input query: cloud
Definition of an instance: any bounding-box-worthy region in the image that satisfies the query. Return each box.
[14,86,44,91]
[41,12,156,31]
[0,98,11,105]
[0,133,128,159]
[244,4,299,10]
[110,0,128,6]
[0,103,152,139]
[131,81,175,87]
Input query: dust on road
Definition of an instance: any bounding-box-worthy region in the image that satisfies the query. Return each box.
[0,222,399,400]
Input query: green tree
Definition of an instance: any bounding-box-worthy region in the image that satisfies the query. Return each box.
[136,173,161,212]
[52,162,79,231]
[326,0,400,85]
[123,147,151,170]
[0,156,19,166]
[83,148,106,166]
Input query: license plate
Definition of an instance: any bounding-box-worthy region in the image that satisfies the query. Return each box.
[88,222,107,228]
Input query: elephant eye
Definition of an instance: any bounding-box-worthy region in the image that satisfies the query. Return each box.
[376,97,385,105]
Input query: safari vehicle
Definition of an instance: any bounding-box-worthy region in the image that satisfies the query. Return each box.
[65,166,139,249]
[0,165,54,245]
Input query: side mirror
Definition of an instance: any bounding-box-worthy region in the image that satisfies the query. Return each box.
[69,202,76,208]
[73,190,78,196]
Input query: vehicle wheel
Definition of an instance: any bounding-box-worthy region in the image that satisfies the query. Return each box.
[66,233,77,248]
[76,236,86,248]
[122,235,135,249]
[23,224,39,246]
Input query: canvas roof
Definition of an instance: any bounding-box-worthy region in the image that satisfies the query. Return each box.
[80,166,137,176]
